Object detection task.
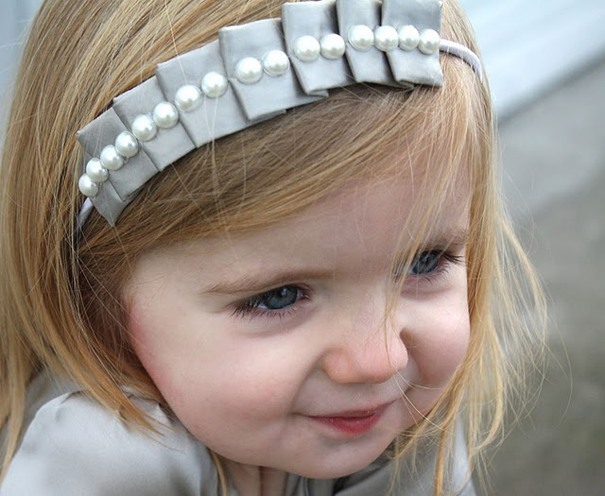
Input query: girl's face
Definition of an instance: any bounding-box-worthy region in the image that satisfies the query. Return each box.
[125,174,470,480]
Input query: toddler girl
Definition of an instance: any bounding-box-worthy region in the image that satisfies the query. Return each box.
[0,0,543,494]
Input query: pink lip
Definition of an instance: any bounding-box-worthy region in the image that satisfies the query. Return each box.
[308,403,391,436]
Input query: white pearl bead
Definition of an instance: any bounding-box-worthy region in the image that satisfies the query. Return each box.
[78,174,99,198]
[419,29,440,55]
[115,131,139,158]
[398,25,420,51]
[100,145,125,171]
[85,158,109,183]
[175,84,202,112]
[235,57,263,84]
[348,25,374,51]
[320,34,346,59]
[153,102,179,129]
[374,26,399,52]
[293,36,320,62]
[132,114,158,142]
[201,71,228,98]
[262,50,290,77]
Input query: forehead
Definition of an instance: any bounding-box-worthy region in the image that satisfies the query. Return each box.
[247,175,467,246]
[132,172,470,282]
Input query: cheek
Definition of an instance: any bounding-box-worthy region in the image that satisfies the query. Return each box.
[125,296,216,409]
[430,311,470,381]
[410,294,471,387]
[127,301,302,420]
[126,306,184,399]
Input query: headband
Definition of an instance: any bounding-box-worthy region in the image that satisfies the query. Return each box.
[76,0,483,228]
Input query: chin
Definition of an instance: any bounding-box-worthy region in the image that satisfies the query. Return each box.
[289,450,387,480]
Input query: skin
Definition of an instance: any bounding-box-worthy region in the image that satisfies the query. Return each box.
[124,175,471,496]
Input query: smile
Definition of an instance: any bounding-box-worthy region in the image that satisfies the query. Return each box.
[307,403,392,437]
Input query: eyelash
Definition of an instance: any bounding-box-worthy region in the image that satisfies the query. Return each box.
[231,286,310,321]
[231,250,464,320]
[398,250,465,285]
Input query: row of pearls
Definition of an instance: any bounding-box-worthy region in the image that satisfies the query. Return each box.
[174,70,230,112]
[293,34,347,62]
[348,24,440,55]
[78,72,230,198]
[289,24,440,65]
[234,49,291,85]
[78,24,441,198]
[79,47,297,197]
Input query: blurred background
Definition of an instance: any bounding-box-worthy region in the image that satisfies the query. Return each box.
[1,1,604,494]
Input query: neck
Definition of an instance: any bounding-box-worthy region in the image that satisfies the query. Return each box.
[225,461,288,496]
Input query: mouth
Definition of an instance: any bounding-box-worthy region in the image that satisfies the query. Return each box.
[307,403,392,437]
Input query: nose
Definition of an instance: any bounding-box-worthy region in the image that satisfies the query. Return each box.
[320,311,408,385]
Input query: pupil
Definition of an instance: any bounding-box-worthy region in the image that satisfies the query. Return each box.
[261,286,298,310]
[411,251,440,275]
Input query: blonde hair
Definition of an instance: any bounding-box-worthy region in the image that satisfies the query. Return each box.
[0,0,545,493]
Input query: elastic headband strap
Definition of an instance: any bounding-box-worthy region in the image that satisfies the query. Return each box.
[76,0,483,229]
[439,39,483,80]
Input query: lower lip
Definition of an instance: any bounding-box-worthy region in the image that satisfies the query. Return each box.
[309,405,388,436]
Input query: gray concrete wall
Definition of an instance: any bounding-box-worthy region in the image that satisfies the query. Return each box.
[482,59,605,496]
[0,0,40,109]
[462,0,605,118]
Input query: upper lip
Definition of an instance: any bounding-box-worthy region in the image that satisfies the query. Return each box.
[308,401,394,418]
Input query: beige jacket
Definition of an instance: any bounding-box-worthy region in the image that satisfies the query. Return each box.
[1,372,474,495]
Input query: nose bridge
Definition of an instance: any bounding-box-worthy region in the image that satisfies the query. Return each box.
[322,296,408,384]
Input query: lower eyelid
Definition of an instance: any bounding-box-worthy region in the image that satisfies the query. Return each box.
[231,297,310,325]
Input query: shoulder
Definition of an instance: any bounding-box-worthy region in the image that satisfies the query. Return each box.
[1,374,216,496]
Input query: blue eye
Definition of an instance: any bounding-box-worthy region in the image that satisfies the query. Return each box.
[400,250,464,285]
[241,285,303,313]
[409,251,442,276]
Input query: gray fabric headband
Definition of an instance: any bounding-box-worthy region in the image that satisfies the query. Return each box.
[76,0,483,228]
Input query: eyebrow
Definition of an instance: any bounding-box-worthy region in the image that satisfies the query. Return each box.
[418,228,469,250]
[203,228,469,296]
[204,269,336,295]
